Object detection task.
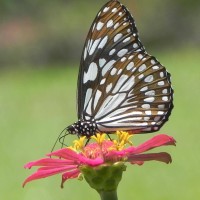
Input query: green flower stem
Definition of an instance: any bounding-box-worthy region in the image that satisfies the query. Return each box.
[98,190,118,200]
[81,162,126,200]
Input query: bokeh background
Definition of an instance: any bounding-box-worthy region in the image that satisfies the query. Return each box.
[1,0,200,199]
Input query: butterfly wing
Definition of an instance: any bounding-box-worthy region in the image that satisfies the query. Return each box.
[77,0,173,133]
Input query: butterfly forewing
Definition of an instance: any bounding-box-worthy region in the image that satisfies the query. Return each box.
[78,0,144,118]
[75,0,173,136]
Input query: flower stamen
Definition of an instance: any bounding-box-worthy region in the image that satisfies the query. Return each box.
[91,133,106,145]
[112,131,133,150]
[72,136,86,151]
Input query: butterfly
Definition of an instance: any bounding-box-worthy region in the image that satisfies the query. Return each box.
[65,0,173,139]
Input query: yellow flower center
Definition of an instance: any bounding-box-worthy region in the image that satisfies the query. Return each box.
[68,131,133,153]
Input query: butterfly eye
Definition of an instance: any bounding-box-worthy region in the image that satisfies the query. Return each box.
[65,0,173,138]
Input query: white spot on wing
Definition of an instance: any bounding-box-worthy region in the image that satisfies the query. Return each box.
[102,60,116,76]
[114,33,123,42]
[153,66,159,70]
[89,38,101,55]
[151,59,156,65]
[96,22,104,31]
[94,90,102,110]
[84,48,87,60]
[117,69,122,75]
[158,111,164,115]
[107,20,114,28]
[133,43,138,48]
[158,104,165,109]
[144,117,150,121]
[144,97,155,102]
[99,58,106,68]
[88,39,93,50]
[84,88,92,109]
[100,78,106,85]
[117,49,128,57]
[138,74,144,79]
[162,96,168,101]
[109,49,116,55]
[140,86,148,92]
[128,55,134,60]
[144,75,154,83]
[113,75,129,93]
[145,90,155,96]
[123,37,131,43]
[95,93,126,119]
[126,62,134,70]
[83,62,98,83]
[145,111,152,115]
[121,57,126,62]
[97,11,101,17]
[160,72,164,78]
[103,7,109,12]
[86,98,92,115]
[158,81,164,86]
[110,68,117,76]
[106,83,113,93]
[119,76,135,92]
[162,89,168,94]
[138,54,143,59]
[98,36,108,49]
[112,8,117,13]
[142,104,150,109]
[114,22,120,29]
[139,64,147,72]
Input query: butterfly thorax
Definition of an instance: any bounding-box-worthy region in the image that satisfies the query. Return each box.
[67,119,97,138]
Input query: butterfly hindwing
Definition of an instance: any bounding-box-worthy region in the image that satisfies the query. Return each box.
[94,52,173,133]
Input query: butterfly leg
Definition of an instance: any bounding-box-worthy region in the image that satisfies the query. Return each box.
[85,138,91,146]
[106,133,113,141]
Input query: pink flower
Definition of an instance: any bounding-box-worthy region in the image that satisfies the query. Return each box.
[23,132,176,188]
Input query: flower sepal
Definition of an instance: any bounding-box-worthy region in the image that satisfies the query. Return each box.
[80,162,126,192]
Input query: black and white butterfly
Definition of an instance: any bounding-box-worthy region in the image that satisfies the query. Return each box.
[65,0,173,139]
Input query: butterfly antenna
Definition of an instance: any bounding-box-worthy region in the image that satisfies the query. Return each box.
[59,131,69,148]
[51,127,68,152]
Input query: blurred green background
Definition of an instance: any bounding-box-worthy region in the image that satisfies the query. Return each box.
[0,0,200,199]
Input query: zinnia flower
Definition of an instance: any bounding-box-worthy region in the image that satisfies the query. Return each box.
[23,131,176,195]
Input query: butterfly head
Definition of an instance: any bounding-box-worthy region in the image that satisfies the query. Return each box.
[67,119,97,138]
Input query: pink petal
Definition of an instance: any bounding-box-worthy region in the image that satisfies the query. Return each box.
[47,148,80,161]
[125,134,176,154]
[37,166,75,171]
[130,161,144,165]
[24,158,78,169]
[128,152,172,164]
[79,156,104,166]
[104,150,125,161]
[61,169,80,188]
[23,165,77,187]
[49,148,104,166]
